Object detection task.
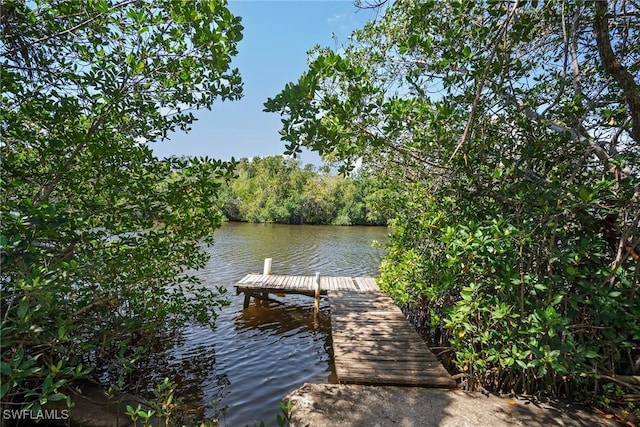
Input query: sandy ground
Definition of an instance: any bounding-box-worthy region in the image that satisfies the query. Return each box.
[286,383,620,427]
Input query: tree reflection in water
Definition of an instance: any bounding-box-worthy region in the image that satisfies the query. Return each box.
[120,330,229,423]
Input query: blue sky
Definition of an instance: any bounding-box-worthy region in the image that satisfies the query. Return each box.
[152,1,379,166]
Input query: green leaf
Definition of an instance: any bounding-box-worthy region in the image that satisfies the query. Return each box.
[578,188,590,201]
[0,362,11,376]
[550,294,563,305]
[17,300,29,320]
[12,348,24,366]
[47,393,68,402]
[545,306,557,318]
[584,350,600,359]
[0,381,11,399]
[97,0,109,13]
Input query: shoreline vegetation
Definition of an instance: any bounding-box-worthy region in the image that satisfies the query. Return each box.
[1,2,243,425]
[215,155,390,226]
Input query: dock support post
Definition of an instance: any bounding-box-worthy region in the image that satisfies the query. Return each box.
[314,272,321,315]
[262,258,272,301]
[243,292,251,309]
[263,258,272,275]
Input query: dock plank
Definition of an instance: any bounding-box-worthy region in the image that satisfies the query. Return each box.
[334,277,347,290]
[329,290,454,388]
[354,277,379,292]
[286,275,298,289]
[324,276,333,291]
[276,275,288,288]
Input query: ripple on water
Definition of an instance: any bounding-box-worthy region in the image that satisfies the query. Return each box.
[165,223,387,426]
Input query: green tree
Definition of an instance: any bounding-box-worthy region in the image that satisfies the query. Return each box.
[266,0,639,401]
[1,0,242,412]
[301,174,341,224]
[221,156,308,223]
[218,155,388,225]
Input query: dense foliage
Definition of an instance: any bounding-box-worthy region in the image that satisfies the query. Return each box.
[266,0,639,407]
[218,155,388,225]
[1,0,242,414]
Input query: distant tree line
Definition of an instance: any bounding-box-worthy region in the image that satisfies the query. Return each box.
[218,156,389,225]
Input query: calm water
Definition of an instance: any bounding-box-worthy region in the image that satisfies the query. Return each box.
[162,222,388,426]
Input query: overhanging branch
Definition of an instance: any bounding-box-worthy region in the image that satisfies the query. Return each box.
[594,0,640,144]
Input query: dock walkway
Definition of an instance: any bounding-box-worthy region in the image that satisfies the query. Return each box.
[235,273,454,388]
[329,290,455,387]
[237,273,379,295]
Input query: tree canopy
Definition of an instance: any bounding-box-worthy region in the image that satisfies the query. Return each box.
[266,0,639,406]
[218,155,389,225]
[1,0,242,415]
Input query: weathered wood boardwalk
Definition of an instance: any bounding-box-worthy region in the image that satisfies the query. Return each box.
[235,272,454,388]
[236,273,379,295]
[329,290,455,387]
[236,273,378,308]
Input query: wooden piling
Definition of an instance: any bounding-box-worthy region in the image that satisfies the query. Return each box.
[263,258,272,275]
[243,292,251,309]
[262,258,272,300]
[314,273,321,314]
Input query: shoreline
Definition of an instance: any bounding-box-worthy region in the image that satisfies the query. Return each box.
[285,383,620,427]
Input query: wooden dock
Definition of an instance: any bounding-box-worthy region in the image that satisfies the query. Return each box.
[236,273,378,308]
[236,273,379,294]
[329,290,455,387]
[235,268,454,388]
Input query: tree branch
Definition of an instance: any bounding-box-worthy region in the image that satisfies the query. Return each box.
[1,0,137,57]
[505,94,611,167]
[448,0,521,165]
[593,0,640,144]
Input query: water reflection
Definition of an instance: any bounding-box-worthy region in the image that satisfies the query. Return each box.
[162,223,387,426]
[235,299,331,336]
[125,332,229,424]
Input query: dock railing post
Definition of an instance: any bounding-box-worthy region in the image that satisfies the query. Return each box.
[314,272,321,315]
[263,258,272,275]
[261,258,272,301]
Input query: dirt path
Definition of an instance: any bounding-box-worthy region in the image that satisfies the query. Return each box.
[286,383,620,427]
